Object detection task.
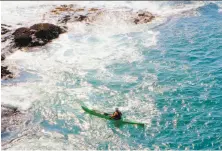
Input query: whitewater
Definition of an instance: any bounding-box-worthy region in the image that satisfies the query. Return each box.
[1,1,222,150]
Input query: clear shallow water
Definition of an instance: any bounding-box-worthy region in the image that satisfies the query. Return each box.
[1,1,222,150]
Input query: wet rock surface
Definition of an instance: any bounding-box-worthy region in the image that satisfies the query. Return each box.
[1,23,66,80]
[1,105,32,149]
[13,27,33,47]
[1,66,13,79]
[1,24,13,43]
[51,5,155,25]
[2,54,6,61]
[134,11,155,24]
[1,105,29,134]
[56,6,103,24]
[1,24,11,35]
[13,23,66,47]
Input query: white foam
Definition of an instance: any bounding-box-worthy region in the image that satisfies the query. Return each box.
[1,2,212,149]
[1,0,206,119]
[1,1,207,26]
[1,83,40,110]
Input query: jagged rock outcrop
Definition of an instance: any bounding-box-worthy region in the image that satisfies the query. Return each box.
[1,66,13,79]
[51,5,155,25]
[13,23,66,47]
[134,11,155,24]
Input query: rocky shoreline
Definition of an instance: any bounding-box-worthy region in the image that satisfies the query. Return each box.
[1,4,155,144]
[1,5,155,79]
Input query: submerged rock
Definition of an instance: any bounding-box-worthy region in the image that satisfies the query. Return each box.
[1,105,19,133]
[1,54,6,61]
[1,25,11,35]
[1,105,31,136]
[75,14,88,22]
[58,15,71,24]
[1,24,13,43]
[1,105,18,117]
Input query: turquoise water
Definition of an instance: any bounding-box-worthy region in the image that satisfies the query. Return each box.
[145,4,222,149]
[1,2,222,150]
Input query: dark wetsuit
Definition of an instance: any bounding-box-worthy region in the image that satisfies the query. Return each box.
[111,110,122,120]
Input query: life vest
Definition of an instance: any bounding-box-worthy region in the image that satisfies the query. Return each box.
[113,111,122,120]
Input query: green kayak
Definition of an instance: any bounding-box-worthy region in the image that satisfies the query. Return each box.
[82,106,145,126]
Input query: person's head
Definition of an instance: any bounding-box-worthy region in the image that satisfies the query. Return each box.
[115,108,119,111]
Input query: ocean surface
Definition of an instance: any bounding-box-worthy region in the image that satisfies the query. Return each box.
[1,1,222,150]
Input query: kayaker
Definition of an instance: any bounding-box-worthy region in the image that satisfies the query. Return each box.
[110,108,122,120]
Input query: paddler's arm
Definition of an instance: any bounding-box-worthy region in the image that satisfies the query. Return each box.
[110,112,118,118]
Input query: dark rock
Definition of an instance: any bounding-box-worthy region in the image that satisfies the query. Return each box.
[134,11,155,24]
[1,25,13,42]
[75,15,88,22]
[1,26,11,35]
[134,18,140,24]
[1,66,13,79]
[1,54,6,61]
[30,23,62,40]
[1,24,11,35]
[58,13,89,24]
[13,27,32,47]
[58,15,71,23]
[1,24,11,27]
[12,23,66,47]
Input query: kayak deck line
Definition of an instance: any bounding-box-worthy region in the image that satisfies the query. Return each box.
[81,106,145,126]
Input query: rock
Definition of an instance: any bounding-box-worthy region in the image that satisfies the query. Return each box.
[58,15,71,23]
[1,24,13,43]
[75,15,88,22]
[1,54,6,61]
[30,23,62,40]
[1,105,18,117]
[52,5,103,24]
[1,105,30,134]
[1,66,13,79]
[13,27,32,47]
[1,27,10,35]
[1,24,11,35]
[1,24,12,28]
[1,23,66,80]
[59,26,68,33]
[12,23,66,47]
[51,5,76,14]
[89,8,100,12]
[134,11,155,24]
[1,33,13,43]
[50,5,155,25]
